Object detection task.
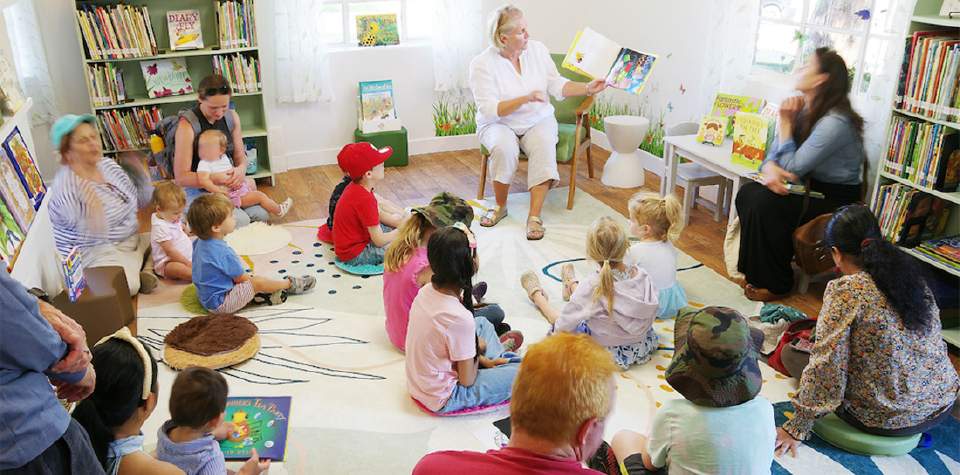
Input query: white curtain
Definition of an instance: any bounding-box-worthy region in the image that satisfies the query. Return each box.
[3,0,59,124]
[696,0,761,115]
[431,0,482,91]
[275,0,334,103]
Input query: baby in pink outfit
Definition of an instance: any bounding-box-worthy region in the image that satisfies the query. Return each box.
[150,182,193,282]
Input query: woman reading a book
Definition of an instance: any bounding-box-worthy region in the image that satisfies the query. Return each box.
[469,4,605,240]
[774,205,958,457]
[735,47,865,301]
[47,114,157,295]
[172,74,268,228]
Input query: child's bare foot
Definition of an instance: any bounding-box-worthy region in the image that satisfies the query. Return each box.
[277,198,293,217]
[285,275,316,294]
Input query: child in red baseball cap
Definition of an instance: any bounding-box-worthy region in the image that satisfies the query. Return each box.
[332,142,409,266]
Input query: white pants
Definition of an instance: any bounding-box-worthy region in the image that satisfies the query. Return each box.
[83,232,152,295]
[479,117,560,190]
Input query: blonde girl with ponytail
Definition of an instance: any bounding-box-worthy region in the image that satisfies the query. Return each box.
[625,192,688,320]
[520,217,661,369]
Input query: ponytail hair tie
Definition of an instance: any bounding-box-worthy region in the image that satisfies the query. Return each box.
[452,221,477,248]
[860,238,875,249]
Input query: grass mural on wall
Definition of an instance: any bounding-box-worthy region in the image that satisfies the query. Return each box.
[432,92,476,137]
[589,94,667,158]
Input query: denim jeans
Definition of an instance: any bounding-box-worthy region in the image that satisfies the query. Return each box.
[0,419,105,474]
[438,317,522,413]
[184,187,268,230]
[344,224,390,266]
[475,304,505,327]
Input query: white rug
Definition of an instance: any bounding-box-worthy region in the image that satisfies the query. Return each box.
[136,188,804,474]
[225,221,292,256]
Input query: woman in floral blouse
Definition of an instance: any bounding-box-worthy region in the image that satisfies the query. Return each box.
[775,205,959,457]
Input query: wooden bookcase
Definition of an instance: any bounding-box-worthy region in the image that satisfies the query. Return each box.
[71,0,273,185]
[869,0,960,345]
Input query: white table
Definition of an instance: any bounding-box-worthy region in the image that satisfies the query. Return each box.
[601,115,649,188]
[661,134,757,226]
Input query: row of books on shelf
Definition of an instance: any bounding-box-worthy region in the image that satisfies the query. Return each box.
[0,127,46,269]
[873,184,952,249]
[75,4,159,60]
[912,235,960,269]
[213,53,261,94]
[883,117,959,191]
[895,29,960,122]
[86,63,126,107]
[98,107,163,152]
[217,0,258,49]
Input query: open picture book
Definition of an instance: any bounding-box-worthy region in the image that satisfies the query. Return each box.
[562,27,659,95]
[219,396,291,462]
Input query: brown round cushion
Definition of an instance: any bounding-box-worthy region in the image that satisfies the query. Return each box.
[163,314,260,370]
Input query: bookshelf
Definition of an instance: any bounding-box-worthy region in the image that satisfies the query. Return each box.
[72,0,273,185]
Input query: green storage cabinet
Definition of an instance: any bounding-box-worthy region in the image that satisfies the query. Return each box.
[354,127,408,167]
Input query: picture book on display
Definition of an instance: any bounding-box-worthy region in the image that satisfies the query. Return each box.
[3,128,45,211]
[140,59,193,99]
[933,133,959,192]
[731,112,776,171]
[0,192,25,270]
[562,27,658,95]
[167,10,203,51]
[359,80,396,121]
[898,192,950,248]
[711,93,765,136]
[219,397,291,462]
[696,115,727,146]
[0,47,25,114]
[0,146,36,233]
[356,14,399,46]
[59,246,85,302]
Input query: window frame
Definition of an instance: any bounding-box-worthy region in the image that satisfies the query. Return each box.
[321,0,430,47]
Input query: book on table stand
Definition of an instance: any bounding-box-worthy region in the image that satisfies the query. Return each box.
[357,80,401,134]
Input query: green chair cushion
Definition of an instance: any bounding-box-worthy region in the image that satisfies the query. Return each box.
[811,413,921,456]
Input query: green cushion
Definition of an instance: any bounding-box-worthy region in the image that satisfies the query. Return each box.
[812,413,921,456]
[180,284,210,315]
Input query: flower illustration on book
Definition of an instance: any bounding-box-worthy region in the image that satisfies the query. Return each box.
[159,87,172,97]
[146,63,158,75]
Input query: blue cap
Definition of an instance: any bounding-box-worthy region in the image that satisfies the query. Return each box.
[50,114,96,148]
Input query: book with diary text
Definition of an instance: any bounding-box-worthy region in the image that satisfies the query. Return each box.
[167,10,203,50]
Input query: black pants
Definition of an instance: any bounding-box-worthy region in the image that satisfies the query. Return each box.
[736,181,860,295]
[835,402,955,437]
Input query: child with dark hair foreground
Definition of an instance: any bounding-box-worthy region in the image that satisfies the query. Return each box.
[156,367,269,475]
[187,193,315,314]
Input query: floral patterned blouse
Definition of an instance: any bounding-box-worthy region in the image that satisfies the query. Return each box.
[784,271,960,440]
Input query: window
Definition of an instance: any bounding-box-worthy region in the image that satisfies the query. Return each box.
[319,0,432,46]
[753,0,902,94]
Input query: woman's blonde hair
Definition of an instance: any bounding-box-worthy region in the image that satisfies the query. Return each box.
[586,217,630,313]
[384,213,435,273]
[488,4,523,51]
[628,192,683,243]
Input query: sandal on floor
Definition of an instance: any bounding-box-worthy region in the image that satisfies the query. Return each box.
[561,263,578,301]
[520,270,547,302]
[526,216,545,240]
[479,206,507,227]
[499,330,524,352]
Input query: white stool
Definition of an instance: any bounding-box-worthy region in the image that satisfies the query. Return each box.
[601,115,649,188]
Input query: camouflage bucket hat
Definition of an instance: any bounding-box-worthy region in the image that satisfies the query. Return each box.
[664,306,764,407]
[413,192,474,229]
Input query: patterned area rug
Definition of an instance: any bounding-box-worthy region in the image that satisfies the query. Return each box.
[134,188,945,475]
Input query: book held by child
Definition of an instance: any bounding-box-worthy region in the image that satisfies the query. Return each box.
[219,396,291,462]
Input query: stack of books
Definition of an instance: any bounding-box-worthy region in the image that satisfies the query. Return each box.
[873,183,951,247]
[75,4,159,60]
[895,30,959,122]
[212,53,261,93]
[216,0,257,49]
[883,117,958,190]
[97,107,163,152]
[912,235,960,269]
[85,63,126,106]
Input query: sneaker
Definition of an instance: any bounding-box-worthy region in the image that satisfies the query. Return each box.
[285,275,316,294]
[277,198,293,218]
[138,271,158,294]
[253,290,287,306]
[499,330,524,353]
[472,281,488,303]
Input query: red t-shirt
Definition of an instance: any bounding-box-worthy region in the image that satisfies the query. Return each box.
[333,182,379,261]
[413,447,596,474]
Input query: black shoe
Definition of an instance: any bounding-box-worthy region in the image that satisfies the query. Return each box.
[494,322,511,336]
[586,441,619,475]
[253,290,287,306]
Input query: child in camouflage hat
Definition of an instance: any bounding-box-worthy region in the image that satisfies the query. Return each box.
[610,306,776,475]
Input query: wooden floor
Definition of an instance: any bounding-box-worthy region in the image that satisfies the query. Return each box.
[255,145,828,317]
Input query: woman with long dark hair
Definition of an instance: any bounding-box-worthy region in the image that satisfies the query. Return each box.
[774,205,959,457]
[736,47,866,301]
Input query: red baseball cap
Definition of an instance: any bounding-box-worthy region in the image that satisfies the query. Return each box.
[337,142,392,179]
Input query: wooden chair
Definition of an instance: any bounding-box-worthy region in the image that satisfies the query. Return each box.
[665,122,733,225]
[478,53,594,210]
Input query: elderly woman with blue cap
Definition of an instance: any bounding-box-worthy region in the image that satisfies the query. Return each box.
[46,114,157,295]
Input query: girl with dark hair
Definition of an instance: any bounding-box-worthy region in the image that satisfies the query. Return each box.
[72,328,184,475]
[404,225,522,414]
[735,47,866,301]
[774,205,959,457]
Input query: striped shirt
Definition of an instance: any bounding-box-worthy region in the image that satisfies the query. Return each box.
[784,271,960,440]
[47,158,143,256]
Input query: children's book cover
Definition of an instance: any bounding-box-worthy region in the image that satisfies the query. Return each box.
[0,192,25,270]
[359,80,396,121]
[0,146,35,232]
[603,47,658,95]
[167,10,203,51]
[0,47,25,113]
[934,133,959,192]
[696,115,727,146]
[731,112,775,171]
[356,14,399,47]
[711,93,765,136]
[140,59,193,98]
[562,28,658,95]
[219,396,291,462]
[3,127,45,210]
[59,246,85,302]
[898,193,937,247]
